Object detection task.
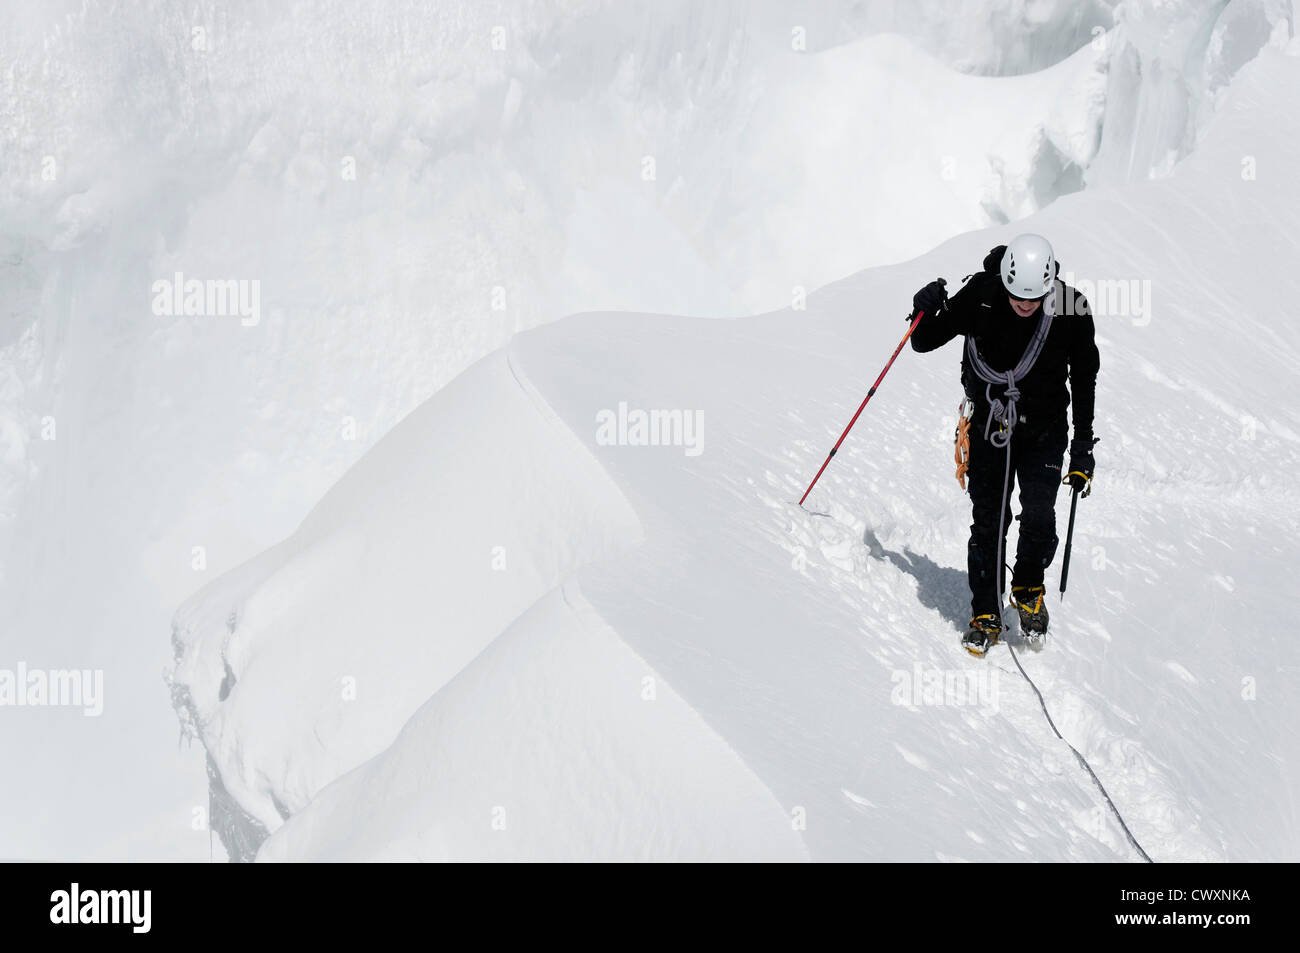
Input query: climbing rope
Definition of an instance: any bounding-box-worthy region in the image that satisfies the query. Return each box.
[965,284,1055,447]
[1006,637,1155,863]
[994,431,1153,862]
[970,282,1153,862]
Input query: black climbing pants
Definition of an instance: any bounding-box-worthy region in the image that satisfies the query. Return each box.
[966,421,1068,616]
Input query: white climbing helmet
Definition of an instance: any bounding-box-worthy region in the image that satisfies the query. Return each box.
[1000,233,1055,300]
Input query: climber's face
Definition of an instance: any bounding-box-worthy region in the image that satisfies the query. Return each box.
[1009,295,1042,318]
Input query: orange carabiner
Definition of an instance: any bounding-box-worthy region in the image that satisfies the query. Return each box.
[954,400,973,490]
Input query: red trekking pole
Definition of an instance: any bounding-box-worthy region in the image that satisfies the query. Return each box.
[797,309,926,506]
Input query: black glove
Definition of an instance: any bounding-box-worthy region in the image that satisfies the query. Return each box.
[910,278,946,321]
[1063,437,1097,496]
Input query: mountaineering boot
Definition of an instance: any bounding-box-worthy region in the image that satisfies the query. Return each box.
[962,613,1003,658]
[1011,585,1049,645]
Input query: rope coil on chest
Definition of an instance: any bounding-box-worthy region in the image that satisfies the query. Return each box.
[982,373,1020,447]
[964,283,1056,448]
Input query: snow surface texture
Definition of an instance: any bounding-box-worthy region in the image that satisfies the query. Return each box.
[1,0,1295,859]
[170,43,1300,860]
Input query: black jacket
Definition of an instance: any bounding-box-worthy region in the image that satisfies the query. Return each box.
[910,249,1100,447]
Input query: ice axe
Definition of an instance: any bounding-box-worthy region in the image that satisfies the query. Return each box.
[1058,484,1081,599]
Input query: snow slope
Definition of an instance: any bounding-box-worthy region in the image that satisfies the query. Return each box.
[169,43,1300,861]
[167,348,643,844]
[259,583,808,862]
